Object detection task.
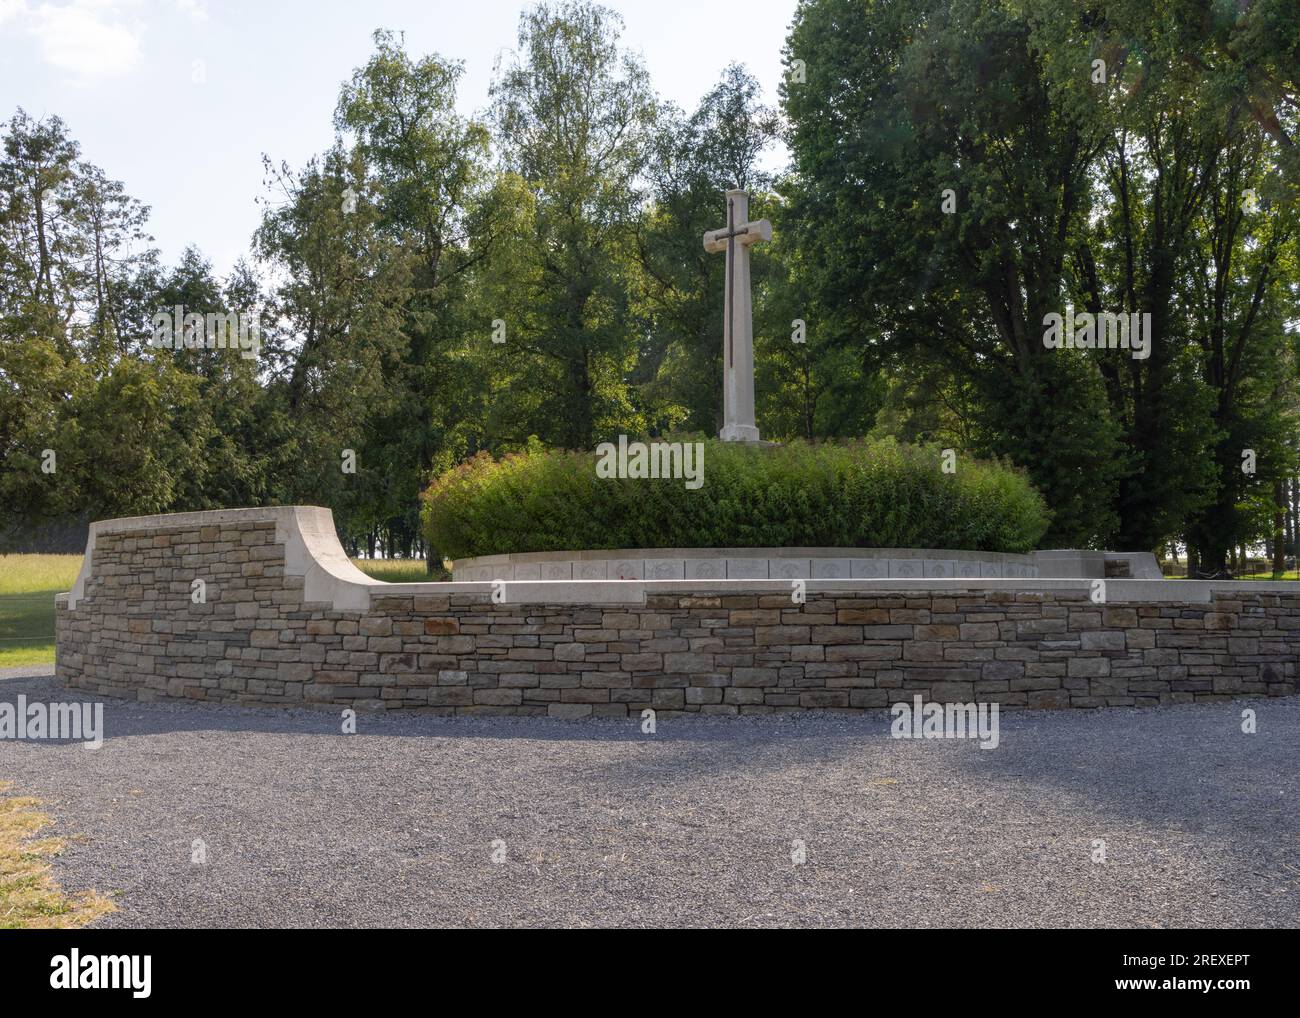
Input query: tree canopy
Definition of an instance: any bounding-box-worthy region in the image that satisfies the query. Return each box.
[2,1,1297,573]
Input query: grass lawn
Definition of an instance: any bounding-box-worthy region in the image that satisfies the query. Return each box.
[352,558,446,583]
[0,555,82,669]
[0,553,443,668]
[1235,569,1300,581]
[0,783,114,928]
[1162,566,1300,581]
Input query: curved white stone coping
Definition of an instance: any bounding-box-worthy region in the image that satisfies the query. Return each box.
[57,506,1276,611]
[64,506,381,611]
[452,547,1041,582]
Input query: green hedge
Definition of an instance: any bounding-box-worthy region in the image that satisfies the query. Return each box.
[421,438,1050,560]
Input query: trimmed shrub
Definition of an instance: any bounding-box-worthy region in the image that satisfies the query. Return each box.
[421,438,1050,560]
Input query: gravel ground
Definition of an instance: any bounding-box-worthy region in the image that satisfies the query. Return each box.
[1,666,1297,928]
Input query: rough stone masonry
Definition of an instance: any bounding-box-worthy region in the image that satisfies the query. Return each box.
[55,507,1299,715]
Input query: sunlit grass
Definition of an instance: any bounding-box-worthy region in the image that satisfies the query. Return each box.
[352,558,448,582]
[1162,563,1300,581]
[1235,569,1300,581]
[0,554,82,596]
[0,554,81,668]
[0,783,114,929]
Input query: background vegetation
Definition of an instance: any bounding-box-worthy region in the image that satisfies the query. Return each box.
[2,1,1298,575]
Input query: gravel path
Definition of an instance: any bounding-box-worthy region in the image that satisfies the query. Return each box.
[1,667,1297,928]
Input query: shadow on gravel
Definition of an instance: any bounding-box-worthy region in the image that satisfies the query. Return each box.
[955,698,1299,826]
[948,698,1300,907]
[7,667,1299,849]
[0,672,884,748]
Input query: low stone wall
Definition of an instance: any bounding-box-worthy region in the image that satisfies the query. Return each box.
[55,507,1298,715]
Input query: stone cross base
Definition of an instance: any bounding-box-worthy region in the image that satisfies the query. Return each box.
[718,423,762,442]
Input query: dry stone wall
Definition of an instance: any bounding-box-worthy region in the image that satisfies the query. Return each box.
[55,508,1299,715]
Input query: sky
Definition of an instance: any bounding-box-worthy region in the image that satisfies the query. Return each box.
[0,0,799,278]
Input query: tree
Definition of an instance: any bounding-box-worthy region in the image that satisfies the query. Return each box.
[1031,0,1300,564]
[332,30,498,558]
[783,0,1127,546]
[489,1,659,449]
[782,0,1300,553]
[0,110,152,362]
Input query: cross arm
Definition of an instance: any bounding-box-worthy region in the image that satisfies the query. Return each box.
[740,219,773,246]
[703,219,773,253]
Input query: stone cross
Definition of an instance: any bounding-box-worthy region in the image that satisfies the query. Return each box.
[704,189,771,442]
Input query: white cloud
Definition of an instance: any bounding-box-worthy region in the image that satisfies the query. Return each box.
[18,1,145,79]
[0,0,30,28]
[174,0,205,21]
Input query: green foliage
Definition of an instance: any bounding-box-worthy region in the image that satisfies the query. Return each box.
[782,0,1300,558]
[422,439,1049,559]
[488,1,659,449]
[4,4,1298,571]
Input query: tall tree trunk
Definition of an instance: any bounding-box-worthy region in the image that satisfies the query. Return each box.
[1284,478,1294,564]
[1272,479,1285,577]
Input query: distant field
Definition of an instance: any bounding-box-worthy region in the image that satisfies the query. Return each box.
[1162,566,1300,581]
[1235,569,1300,581]
[0,555,82,668]
[0,553,442,668]
[353,558,443,583]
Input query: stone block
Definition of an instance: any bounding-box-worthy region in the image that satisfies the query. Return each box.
[608,559,643,580]
[731,609,781,626]
[732,667,779,687]
[800,690,849,708]
[916,624,959,641]
[1080,631,1125,651]
[755,625,810,645]
[769,559,811,580]
[553,642,585,662]
[685,559,727,580]
[685,686,723,705]
[960,622,999,641]
[981,660,1024,681]
[811,625,864,645]
[643,559,684,580]
[723,688,765,705]
[838,607,890,624]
